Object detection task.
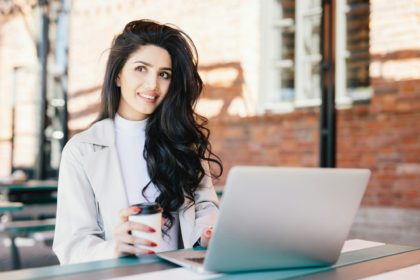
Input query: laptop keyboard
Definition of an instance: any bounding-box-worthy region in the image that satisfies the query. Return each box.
[186,257,205,264]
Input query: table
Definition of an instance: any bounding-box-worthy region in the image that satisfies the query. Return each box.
[0,181,57,269]
[0,181,57,205]
[0,201,23,214]
[0,244,419,280]
[0,181,57,192]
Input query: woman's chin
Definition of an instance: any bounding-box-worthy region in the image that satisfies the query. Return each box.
[132,102,156,113]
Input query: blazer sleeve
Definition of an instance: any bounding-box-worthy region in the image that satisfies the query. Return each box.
[190,162,220,246]
[52,140,116,264]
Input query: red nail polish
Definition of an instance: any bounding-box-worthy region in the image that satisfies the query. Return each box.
[148,250,155,254]
[149,228,156,233]
[150,242,158,247]
[134,207,141,213]
[206,229,212,236]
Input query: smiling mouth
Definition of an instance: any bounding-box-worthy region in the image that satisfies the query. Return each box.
[137,92,159,101]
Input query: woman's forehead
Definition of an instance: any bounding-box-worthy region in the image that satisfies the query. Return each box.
[127,45,172,68]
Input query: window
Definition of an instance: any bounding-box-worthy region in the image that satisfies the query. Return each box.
[337,0,371,104]
[260,0,371,113]
[260,0,297,112]
[295,0,322,107]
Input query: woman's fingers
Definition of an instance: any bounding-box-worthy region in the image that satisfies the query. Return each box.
[117,221,156,234]
[117,243,137,255]
[119,206,141,222]
[200,226,214,248]
[114,206,158,257]
[114,225,158,257]
[118,233,158,247]
[116,243,155,256]
[130,221,156,233]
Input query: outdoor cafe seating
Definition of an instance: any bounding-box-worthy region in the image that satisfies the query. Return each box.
[0,176,57,270]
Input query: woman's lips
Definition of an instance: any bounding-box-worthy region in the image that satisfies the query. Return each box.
[137,92,159,103]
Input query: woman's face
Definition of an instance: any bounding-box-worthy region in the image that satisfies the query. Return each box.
[116,44,172,120]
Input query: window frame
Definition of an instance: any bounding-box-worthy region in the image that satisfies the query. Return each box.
[259,0,372,114]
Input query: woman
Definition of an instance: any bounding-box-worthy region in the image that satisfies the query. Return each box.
[53,19,223,264]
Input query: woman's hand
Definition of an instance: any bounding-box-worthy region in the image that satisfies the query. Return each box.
[199,226,214,248]
[113,206,158,257]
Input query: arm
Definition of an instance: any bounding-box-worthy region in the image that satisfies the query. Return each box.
[191,164,220,246]
[52,140,116,264]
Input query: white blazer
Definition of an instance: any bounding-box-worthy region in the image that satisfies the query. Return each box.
[53,119,219,264]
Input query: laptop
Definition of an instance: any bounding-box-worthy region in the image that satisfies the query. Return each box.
[157,166,371,273]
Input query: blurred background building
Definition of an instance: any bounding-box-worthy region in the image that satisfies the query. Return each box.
[0,0,419,270]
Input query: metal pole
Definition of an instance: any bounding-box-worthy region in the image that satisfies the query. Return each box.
[11,67,21,173]
[320,0,336,168]
[56,0,70,148]
[35,0,49,179]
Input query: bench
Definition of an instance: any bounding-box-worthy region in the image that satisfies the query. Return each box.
[0,218,55,269]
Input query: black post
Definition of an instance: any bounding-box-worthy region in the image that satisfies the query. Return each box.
[320,0,336,168]
[11,66,22,173]
[58,0,70,151]
[35,0,49,179]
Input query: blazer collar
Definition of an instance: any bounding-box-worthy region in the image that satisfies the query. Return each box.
[77,118,115,147]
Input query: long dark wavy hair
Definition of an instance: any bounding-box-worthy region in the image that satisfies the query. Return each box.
[96,19,223,233]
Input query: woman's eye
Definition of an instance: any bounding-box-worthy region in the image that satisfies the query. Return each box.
[135,66,146,72]
[160,72,171,79]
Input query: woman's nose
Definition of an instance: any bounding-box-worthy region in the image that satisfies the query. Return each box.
[144,73,158,90]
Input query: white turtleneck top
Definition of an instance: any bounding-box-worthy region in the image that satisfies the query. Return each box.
[114,113,179,252]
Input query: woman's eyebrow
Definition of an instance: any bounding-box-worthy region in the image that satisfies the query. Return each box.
[133,60,172,71]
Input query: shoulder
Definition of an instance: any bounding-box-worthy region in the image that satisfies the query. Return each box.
[62,118,115,159]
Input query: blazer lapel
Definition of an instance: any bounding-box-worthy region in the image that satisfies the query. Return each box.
[80,119,129,236]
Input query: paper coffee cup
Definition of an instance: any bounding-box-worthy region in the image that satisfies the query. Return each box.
[128,202,163,252]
